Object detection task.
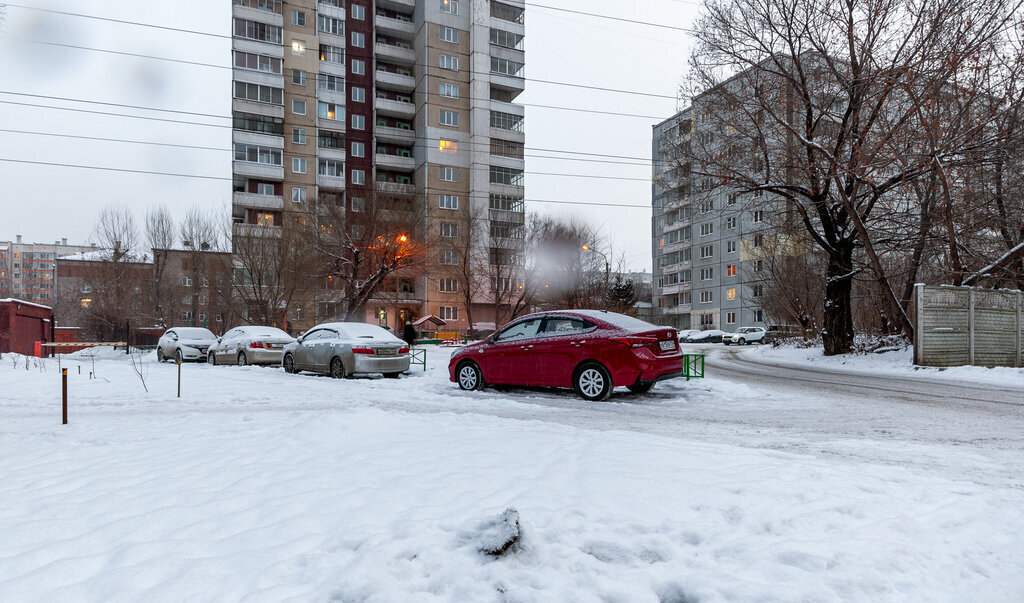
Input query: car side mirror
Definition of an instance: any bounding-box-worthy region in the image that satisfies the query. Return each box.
[217,337,222,343]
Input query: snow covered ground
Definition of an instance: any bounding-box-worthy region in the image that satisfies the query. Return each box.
[1,347,1023,602]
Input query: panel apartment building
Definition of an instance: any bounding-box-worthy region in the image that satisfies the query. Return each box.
[231,0,526,332]
[0,236,96,304]
[651,107,769,332]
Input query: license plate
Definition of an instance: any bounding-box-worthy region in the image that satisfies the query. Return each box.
[375,348,397,356]
[658,340,675,351]
[269,344,282,349]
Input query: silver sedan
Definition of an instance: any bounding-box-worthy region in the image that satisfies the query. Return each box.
[281,322,411,378]
[156,327,218,363]
[207,326,295,366]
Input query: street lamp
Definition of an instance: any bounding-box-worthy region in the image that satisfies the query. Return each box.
[395,233,408,331]
[581,244,610,309]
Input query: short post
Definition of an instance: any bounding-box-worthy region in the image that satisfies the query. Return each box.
[62,368,68,425]
[177,359,182,398]
[125,320,131,355]
[968,288,976,366]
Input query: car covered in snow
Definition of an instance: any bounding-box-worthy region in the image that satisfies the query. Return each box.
[723,327,767,345]
[677,329,702,342]
[449,310,684,401]
[281,322,410,378]
[207,326,295,366]
[156,327,218,363]
[684,329,728,343]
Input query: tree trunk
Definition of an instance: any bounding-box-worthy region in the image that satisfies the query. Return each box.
[822,243,855,356]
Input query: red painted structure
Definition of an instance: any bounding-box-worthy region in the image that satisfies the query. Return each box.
[0,298,54,356]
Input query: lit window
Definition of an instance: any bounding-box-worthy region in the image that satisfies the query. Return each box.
[80,298,92,308]
[726,264,737,277]
[727,288,736,300]
[292,40,306,55]
[440,0,459,15]
[439,139,458,153]
[256,213,275,226]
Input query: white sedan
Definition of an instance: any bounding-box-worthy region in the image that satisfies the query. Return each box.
[724,327,767,345]
[156,327,218,363]
[207,326,295,366]
[281,322,410,378]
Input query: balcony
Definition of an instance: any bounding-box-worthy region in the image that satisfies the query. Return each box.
[318,60,346,78]
[375,97,415,118]
[489,155,524,170]
[232,130,284,148]
[232,68,283,89]
[316,87,347,107]
[317,1,344,19]
[317,172,346,189]
[375,181,416,195]
[375,152,415,171]
[375,14,414,38]
[375,125,415,145]
[232,98,284,119]
[232,2,283,27]
[377,0,415,12]
[317,116,347,131]
[374,41,415,65]
[318,31,346,52]
[490,72,525,101]
[488,208,525,224]
[233,191,284,211]
[232,161,284,180]
[233,223,282,238]
[375,69,415,91]
[317,146,346,162]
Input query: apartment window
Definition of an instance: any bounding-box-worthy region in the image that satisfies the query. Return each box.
[699,200,714,213]
[753,259,764,273]
[440,26,459,43]
[490,111,524,132]
[728,193,738,205]
[318,102,344,121]
[292,99,306,115]
[317,15,344,35]
[439,139,458,153]
[292,128,306,144]
[700,268,713,280]
[700,222,714,236]
[726,312,736,324]
[317,73,344,92]
[182,276,192,287]
[350,4,365,20]
[318,160,343,178]
[490,28,524,50]
[292,69,306,85]
[439,305,459,320]
[292,40,306,55]
[351,197,365,212]
[320,45,343,64]
[233,51,281,74]
[440,54,459,71]
[752,285,764,298]
[352,87,365,102]
[351,59,365,75]
[755,309,764,322]
[351,141,365,157]
[233,19,283,44]
[700,245,714,259]
[490,57,524,77]
[256,182,275,195]
[489,166,524,186]
[491,1,524,23]
[440,222,459,238]
[351,169,365,184]
[440,110,459,127]
[727,288,737,300]
[439,166,458,182]
[234,143,282,165]
[490,138,524,159]
[727,240,737,253]
[439,194,459,209]
[351,31,365,48]
[292,157,307,173]
[291,187,307,203]
[441,250,458,265]
[726,264,737,277]
[439,82,459,98]
[753,234,763,248]
[255,213,275,226]
[489,194,524,212]
[439,278,459,293]
[352,114,365,130]
[700,291,713,303]
[233,82,283,105]
[753,210,764,223]
[291,10,306,26]
[440,0,459,15]
[234,112,284,135]
[726,216,737,229]
[490,221,522,239]
[679,270,691,283]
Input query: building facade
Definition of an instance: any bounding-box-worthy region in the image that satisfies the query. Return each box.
[0,236,96,304]
[230,0,526,332]
[651,107,769,331]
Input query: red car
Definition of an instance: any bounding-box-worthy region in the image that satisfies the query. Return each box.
[448,310,684,401]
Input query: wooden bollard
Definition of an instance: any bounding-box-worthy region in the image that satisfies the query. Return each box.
[62,368,68,425]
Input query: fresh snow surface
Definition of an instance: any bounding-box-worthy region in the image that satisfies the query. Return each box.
[1,347,1023,602]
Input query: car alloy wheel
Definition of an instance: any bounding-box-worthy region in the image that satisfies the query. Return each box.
[238,351,247,366]
[208,353,216,366]
[574,362,612,401]
[330,357,346,379]
[283,354,297,374]
[739,338,746,345]
[175,350,183,364]
[457,362,483,391]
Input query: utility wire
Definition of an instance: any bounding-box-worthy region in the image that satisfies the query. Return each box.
[3,3,230,39]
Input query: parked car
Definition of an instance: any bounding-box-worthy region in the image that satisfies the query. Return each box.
[156,327,218,363]
[281,322,410,378]
[207,326,295,366]
[677,329,702,342]
[685,329,728,344]
[723,327,767,345]
[449,310,683,401]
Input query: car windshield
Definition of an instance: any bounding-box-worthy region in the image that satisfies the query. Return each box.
[176,328,215,340]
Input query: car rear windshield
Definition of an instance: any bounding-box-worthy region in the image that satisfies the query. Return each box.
[339,323,398,340]
[591,312,658,331]
[245,327,290,338]
[176,328,215,340]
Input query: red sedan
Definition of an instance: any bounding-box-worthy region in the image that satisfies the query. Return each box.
[448,310,684,401]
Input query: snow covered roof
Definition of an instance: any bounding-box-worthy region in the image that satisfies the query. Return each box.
[58,249,153,263]
[0,298,53,310]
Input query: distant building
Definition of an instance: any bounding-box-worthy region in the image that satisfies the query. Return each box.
[0,298,53,356]
[0,235,96,304]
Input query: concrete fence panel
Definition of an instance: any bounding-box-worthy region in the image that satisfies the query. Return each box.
[914,284,1022,368]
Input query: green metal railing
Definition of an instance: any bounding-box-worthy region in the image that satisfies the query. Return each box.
[409,347,427,371]
[682,354,705,380]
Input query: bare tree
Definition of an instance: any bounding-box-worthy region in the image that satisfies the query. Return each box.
[145,204,176,327]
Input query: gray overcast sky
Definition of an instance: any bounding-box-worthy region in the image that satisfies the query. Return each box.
[0,0,699,270]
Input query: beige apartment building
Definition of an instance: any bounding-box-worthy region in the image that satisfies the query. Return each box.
[231,0,526,333]
[0,235,96,304]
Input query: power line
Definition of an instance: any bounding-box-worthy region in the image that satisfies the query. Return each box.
[527,2,699,34]
[3,3,229,39]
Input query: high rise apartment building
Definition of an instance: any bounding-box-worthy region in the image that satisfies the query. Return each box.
[0,236,96,304]
[231,0,526,332]
[651,107,769,331]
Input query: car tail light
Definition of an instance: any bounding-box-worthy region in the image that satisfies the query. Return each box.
[398,347,409,354]
[351,347,375,354]
[249,341,267,349]
[610,337,658,349]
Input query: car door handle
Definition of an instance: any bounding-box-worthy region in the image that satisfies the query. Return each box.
[570,341,586,347]
[520,344,534,350]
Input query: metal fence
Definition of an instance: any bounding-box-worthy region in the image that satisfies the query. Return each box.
[913,284,1023,367]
